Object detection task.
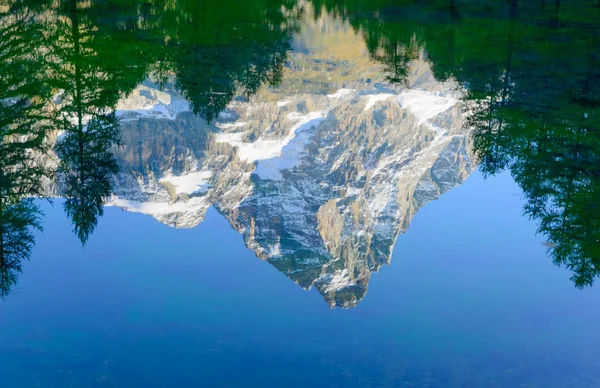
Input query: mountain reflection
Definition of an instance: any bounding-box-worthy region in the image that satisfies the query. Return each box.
[314,0,600,291]
[1,0,599,304]
[0,0,299,296]
[109,6,474,308]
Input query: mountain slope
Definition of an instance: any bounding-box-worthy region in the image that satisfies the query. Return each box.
[104,11,475,307]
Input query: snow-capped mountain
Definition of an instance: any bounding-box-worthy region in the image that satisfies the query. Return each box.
[104,57,474,308]
[97,12,476,308]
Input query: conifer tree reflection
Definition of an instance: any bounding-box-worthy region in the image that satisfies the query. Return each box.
[310,0,422,84]
[162,0,297,122]
[55,115,120,245]
[308,0,600,287]
[48,0,132,245]
[460,3,600,287]
[0,200,43,298]
[0,8,52,297]
[430,1,600,287]
[2,0,301,250]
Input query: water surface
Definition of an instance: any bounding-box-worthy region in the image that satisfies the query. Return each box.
[1,0,599,386]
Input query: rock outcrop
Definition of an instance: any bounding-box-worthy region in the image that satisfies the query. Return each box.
[105,12,476,308]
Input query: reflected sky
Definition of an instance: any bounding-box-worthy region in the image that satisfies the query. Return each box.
[1,0,598,300]
[2,171,600,387]
[1,1,600,385]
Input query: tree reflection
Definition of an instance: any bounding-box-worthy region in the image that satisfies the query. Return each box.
[0,0,301,295]
[0,7,52,297]
[451,1,600,287]
[47,0,131,245]
[310,0,600,287]
[148,0,298,122]
[0,200,43,298]
[55,115,120,245]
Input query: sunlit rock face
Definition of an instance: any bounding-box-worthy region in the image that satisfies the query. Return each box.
[106,11,475,308]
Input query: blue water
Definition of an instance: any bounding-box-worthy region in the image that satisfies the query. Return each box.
[2,171,599,387]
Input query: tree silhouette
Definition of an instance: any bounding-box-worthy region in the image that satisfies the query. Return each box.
[0,200,43,298]
[46,0,140,244]
[306,0,600,287]
[433,1,600,287]
[0,7,53,297]
[55,115,120,245]
[1,0,302,251]
[160,0,298,122]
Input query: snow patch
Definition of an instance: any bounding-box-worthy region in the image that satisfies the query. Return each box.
[253,111,326,180]
[107,196,207,216]
[268,243,282,257]
[115,85,190,121]
[215,131,245,144]
[217,121,247,129]
[159,171,213,195]
[217,111,325,171]
[397,90,458,125]
[367,180,397,217]
[327,89,355,99]
[319,269,356,292]
[346,187,362,196]
[363,94,394,111]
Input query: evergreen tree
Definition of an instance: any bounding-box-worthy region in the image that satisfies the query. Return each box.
[0,6,53,297]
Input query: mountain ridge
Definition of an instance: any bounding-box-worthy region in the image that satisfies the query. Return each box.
[103,54,474,307]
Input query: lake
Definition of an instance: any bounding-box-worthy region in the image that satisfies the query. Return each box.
[1,1,599,387]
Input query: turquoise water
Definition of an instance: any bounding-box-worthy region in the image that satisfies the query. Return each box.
[2,172,599,387]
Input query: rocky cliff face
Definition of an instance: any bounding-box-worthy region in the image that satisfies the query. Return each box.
[104,12,475,308]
